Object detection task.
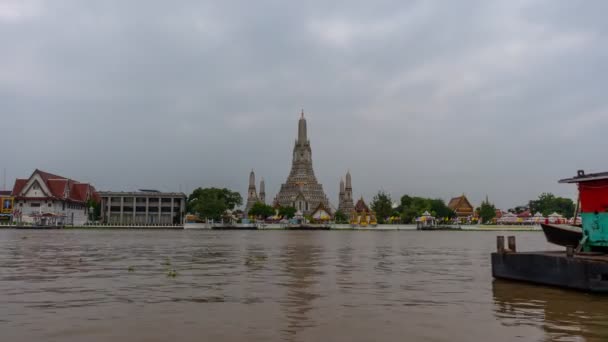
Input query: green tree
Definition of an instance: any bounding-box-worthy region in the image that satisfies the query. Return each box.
[429,199,455,219]
[478,201,497,224]
[86,198,101,221]
[529,193,575,218]
[278,206,297,219]
[334,210,348,224]
[397,195,454,223]
[249,202,274,219]
[188,187,243,220]
[371,191,393,224]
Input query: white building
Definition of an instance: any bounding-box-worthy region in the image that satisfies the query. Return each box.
[99,190,186,225]
[11,169,99,226]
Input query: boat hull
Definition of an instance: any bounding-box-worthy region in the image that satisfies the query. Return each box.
[212,225,258,230]
[285,225,331,230]
[540,223,582,247]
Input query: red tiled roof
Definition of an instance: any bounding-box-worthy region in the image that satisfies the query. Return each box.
[35,169,67,182]
[71,183,92,202]
[0,190,11,196]
[47,179,68,198]
[354,197,370,213]
[11,179,27,196]
[12,169,98,203]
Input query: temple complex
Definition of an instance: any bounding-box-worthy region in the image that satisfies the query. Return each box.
[337,171,354,214]
[448,194,475,218]
[273,111,331,215]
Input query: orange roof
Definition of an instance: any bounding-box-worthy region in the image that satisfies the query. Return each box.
[448,195,473,211]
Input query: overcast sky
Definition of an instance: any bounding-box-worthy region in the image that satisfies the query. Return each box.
[2,0,607,209]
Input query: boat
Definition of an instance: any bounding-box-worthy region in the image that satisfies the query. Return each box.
[212,223,258,230]
[284,224,331,230]
[540,223,582,247]
[419,225,462,231]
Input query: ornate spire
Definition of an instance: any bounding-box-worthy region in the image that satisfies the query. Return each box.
[259,178,266,204]
[245,169,259,215]
[249,169,255,187]
[345,170,352,188]
[298,110,307,144]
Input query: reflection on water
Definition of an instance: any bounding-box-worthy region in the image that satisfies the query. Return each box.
[1,229,607,341]
[493,280,608,342]
[279,234,322,340]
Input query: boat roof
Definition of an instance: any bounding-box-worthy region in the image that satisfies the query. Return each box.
[558,170,608,183]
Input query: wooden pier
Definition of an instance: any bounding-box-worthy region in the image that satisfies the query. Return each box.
[491,236,608,293]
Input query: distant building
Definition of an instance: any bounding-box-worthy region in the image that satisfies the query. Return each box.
[337,171,354,214]
[11,169,99,225]
[99,190,186,225]
[244,170,266,216]
[448,194,475,218]
[0,191,13,223]
[351,197,376,226]
[273,111,331,215]
[311,202,331,221]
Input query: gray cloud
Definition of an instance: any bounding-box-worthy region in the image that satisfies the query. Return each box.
[2,0,606,209]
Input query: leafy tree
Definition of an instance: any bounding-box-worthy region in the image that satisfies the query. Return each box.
[188,187,243,220]
[398,195,454,223]
[249,202,274,219]
[278,206,297,219]
[529,193,575,218]
[429,199,455,219]
[478,201,497,224]
[334,210,348,224]
[86,198,101,221]
[371,191,393,224]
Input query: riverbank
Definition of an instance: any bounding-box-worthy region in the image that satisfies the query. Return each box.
[1,223,542,231]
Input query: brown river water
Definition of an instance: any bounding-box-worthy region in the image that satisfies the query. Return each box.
[2,230,608,342]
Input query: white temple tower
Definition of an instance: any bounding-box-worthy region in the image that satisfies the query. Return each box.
[273,111,331,215]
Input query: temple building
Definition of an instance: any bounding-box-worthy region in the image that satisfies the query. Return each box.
[337,171,354,214]
[11,169,99,225]
[273,111,331,215]
[311,202,331,222]
[350,197,377,226]
[244,170,266,216]
[448,194,475,218]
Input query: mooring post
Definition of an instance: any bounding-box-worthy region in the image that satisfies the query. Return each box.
[507,236,516,252]
[566,245,574,258]
[497,236,505,253]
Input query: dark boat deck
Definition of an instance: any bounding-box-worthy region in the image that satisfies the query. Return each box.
[212,226,258,230]
[492,250,608,293]
[285,225,331,230]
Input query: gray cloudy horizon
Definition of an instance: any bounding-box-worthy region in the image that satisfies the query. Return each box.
[2,0,607,210]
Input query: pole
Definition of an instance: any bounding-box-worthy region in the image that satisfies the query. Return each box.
[573,189,580,225]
